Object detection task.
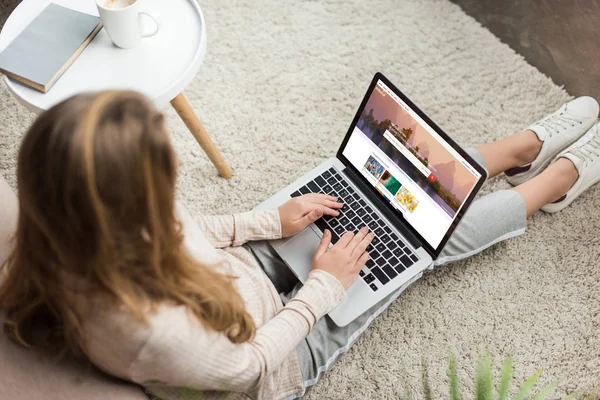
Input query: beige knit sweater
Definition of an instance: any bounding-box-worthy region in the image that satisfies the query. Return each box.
[78,202,346,400]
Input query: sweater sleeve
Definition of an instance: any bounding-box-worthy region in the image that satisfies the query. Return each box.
[128,270,345,393]
[186,206,282,249]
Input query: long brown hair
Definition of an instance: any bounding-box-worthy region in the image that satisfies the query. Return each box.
[0,91,254,357]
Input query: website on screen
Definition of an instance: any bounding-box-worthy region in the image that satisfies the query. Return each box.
[342,80,481,248]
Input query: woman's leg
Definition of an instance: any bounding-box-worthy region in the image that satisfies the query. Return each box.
[433,146,579,264]
[473,129,580,217]
[478,96,599,181]
[512,158,578,216]
[477,129,542,178]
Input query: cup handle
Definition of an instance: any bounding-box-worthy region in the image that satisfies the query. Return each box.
[138,11,159,38]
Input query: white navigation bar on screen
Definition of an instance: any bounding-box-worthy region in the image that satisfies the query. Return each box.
[383,130,432,178]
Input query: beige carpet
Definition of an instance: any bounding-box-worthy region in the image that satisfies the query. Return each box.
[1,0,599,398]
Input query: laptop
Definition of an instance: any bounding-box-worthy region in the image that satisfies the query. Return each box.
[256,73,487,326]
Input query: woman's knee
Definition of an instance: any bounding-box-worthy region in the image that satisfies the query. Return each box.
[435,190,526,266]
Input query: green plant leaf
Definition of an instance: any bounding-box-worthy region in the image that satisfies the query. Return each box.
[475,353,493,400]
[422,356,433,400]
[497,356,513,400]
[448,351,462,400]
[513,369,543,400]
[531,381,557,400]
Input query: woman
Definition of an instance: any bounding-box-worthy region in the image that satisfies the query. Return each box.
[0,91,598,400]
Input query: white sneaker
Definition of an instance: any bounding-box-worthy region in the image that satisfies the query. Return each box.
[542,121,600,213]
[505,96,599,186]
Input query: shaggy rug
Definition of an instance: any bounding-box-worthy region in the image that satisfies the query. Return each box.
[1,0,599,398]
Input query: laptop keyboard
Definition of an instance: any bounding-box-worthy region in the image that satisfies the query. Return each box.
[291,167,420,292]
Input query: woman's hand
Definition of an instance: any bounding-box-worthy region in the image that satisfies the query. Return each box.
[310,227,373,289]
[278,194,343,237]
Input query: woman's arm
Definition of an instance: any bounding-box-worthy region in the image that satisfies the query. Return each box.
[195,210,282,249]
[176,201,281,249]
[178,194,343,249]
[128,269,345,393]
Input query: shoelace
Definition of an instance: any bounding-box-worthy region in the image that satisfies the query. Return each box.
[536,112,582,137]
[569,128,600,166]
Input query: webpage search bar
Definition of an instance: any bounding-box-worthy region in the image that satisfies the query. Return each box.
[383,130,436,182]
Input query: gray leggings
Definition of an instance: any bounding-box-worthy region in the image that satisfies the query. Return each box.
[244,148,527,399]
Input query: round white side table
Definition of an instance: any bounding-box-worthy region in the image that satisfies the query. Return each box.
[0,0,232,179]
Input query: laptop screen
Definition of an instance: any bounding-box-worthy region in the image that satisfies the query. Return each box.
[340,76,483,251]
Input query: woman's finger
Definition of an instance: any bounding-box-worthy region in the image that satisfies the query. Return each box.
[314,229,331,260]
[299,202,313,216]
[296,208,323,227]
[297,202,339,219]
[304,195,343,206]
[353,251,370,271]
[312,200,344,209]
[335,231,355,248]
[352,232,374,258]
[347,226,368,252]
[303,193,339,203]
[321,207,341,217]
[309,200,343,216]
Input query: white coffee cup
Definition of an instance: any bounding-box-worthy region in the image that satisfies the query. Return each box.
[96,0,159,49]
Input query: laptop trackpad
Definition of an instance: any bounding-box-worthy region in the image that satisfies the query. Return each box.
[279,226,321,283]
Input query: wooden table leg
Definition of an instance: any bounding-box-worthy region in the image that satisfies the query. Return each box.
[170,93,233,179]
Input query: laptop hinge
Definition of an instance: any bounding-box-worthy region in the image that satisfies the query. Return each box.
[341,166,423,251]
